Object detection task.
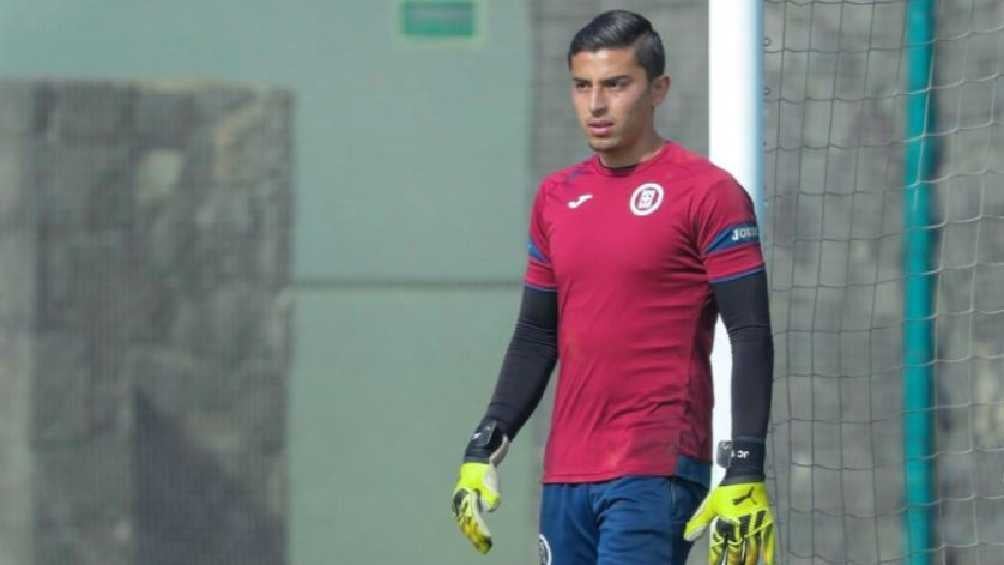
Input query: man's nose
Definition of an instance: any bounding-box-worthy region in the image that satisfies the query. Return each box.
[590,88,607,114]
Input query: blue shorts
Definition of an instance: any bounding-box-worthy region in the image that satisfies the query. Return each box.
[538,476,707,565]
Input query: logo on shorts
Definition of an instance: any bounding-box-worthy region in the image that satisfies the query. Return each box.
[629,183,664,216]
[538,534,552,565]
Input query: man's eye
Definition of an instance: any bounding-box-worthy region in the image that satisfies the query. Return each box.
[574,83,590,91]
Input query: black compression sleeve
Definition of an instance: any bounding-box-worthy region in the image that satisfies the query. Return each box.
[712,270,774,477]
[481,286,558,440]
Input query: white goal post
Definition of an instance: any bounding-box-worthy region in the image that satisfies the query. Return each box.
[708,0,764,485]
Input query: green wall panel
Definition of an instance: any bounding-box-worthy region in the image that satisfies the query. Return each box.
[0,0,530,281]
[291,288,539,565]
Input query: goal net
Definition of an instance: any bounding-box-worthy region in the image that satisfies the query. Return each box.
[764,0,1004,563]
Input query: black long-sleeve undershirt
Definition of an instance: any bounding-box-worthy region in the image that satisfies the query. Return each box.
[711,270,774,443]
[479,271,773,450]
[483,287,558,439]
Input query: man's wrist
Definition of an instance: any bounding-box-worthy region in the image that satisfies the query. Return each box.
[463,419,509,463]
[718,437,766,484]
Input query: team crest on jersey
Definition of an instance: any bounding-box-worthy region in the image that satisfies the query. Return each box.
[538,534,552,565]
[629,183,664,216]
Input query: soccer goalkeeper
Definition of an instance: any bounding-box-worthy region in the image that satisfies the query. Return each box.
[452,10,775,565]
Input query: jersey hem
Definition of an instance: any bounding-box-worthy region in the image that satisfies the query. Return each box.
[542,467,676,484]
[542,454,712,487]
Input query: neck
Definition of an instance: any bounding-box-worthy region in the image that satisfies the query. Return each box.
[597,131,665,168]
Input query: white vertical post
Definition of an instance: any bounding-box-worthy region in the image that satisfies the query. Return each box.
[708,0,764,485]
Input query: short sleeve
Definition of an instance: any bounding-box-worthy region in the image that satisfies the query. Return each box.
[693,177,765,283]
[524,183,557,291]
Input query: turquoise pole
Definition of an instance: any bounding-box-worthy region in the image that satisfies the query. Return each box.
[903,1,936,564]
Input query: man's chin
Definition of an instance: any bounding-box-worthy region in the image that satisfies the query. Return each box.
[587,137,621,152]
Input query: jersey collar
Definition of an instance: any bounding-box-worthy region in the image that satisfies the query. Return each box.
[589,140,675,178]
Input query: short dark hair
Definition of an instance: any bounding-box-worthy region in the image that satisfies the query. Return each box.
[567,10,665,81]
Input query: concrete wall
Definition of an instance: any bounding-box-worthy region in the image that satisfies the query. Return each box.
[290,3,539,563]
[0,79,292,565]
[0,84,36,563]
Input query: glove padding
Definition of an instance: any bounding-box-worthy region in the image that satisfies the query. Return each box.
[452,425,509,554]
[684,480,775,565]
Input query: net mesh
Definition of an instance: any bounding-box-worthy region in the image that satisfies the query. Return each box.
[764,0,1004,563]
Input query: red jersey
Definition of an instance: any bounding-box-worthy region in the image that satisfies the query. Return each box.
[525,141,764,484]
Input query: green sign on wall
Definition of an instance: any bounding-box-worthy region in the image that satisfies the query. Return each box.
[400,1,478,39]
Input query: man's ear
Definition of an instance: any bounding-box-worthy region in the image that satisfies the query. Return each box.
[651,74,671,107]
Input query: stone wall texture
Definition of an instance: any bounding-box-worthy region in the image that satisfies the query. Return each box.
[0,79,293,565]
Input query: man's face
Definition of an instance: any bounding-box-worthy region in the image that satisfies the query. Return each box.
[569,47,669,156]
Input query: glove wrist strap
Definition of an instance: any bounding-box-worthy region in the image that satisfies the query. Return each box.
[718,437,766,484]
[463,419,509,464]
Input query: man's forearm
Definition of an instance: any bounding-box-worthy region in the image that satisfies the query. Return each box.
[481,286,558,440]
[728,322,773,441]
[712,270,774,478]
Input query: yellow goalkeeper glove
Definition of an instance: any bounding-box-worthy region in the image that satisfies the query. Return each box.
[684,440,775,565]
[684,480,775,565]
[451,420,510,554]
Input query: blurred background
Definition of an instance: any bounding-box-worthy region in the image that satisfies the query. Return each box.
[0,1,1001,564]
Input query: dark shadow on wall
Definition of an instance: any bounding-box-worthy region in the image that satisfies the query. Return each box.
[133,392,284,565]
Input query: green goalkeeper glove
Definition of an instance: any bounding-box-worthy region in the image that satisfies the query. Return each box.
[451,420,510,554]
[684,440,776,565]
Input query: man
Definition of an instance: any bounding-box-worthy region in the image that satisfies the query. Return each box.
[452,10,775,565]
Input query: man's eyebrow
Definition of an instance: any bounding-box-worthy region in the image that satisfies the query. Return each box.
[571,74,633,83]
